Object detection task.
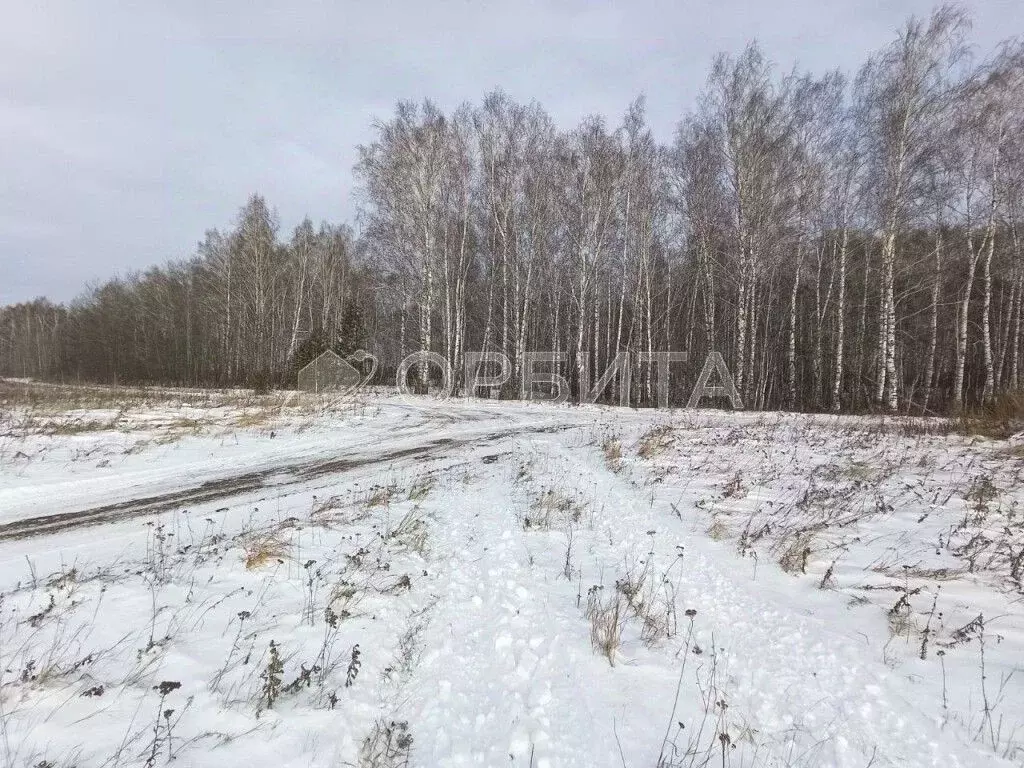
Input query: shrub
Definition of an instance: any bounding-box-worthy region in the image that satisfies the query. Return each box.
[958,392,1024,439]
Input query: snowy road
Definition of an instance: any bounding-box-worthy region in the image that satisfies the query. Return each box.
[0,396,1020,767]
[0,402,571,540]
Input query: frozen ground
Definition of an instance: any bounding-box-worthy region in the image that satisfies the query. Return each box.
[0,382,1022,767]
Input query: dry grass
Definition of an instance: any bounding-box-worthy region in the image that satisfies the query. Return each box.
[358,719,413,768]
[169,417,204,431]
[524,489,582,530]
[386,509,429,555]
[999,443,1024,459]
[585,587,624,665]
[616,560,679,647]
[242,533,290,570]
[886,593,917,640]
[0,379,267,411]
[407,478,433,502]
[872,564,966,581]
[776,534,814,575]
[637,425,674,459]
[957,392,1024,439]
[843,460,877,482]
[234,409,276,428]
[46,417,120,435]
[327,582,363,619]
[0,379,320,442]
[0,379,150,411]
[897,418,957,437]
[706,517,729,541]
[365,485,397,509]
[601,435,623,470]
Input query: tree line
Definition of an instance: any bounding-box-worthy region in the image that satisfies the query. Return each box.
[2,5,1022,413]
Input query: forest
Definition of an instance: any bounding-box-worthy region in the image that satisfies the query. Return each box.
[2,5,1023,414]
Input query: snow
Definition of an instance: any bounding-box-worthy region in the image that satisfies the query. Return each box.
[0,391,1021,766]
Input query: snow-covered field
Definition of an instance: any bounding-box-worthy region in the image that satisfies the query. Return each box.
[0,382,1022,767]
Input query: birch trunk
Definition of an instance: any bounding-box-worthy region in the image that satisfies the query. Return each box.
[831,226,848,412]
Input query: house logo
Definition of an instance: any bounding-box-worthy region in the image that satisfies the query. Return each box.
[297,349,377,395]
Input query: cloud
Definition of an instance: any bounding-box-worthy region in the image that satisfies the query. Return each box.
[1,0,1019,304]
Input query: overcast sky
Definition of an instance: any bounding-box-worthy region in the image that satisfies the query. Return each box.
[2,0,1021,305]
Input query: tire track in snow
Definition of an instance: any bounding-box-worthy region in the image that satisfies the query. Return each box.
[400,449,624,767]
[0,421,570,542]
